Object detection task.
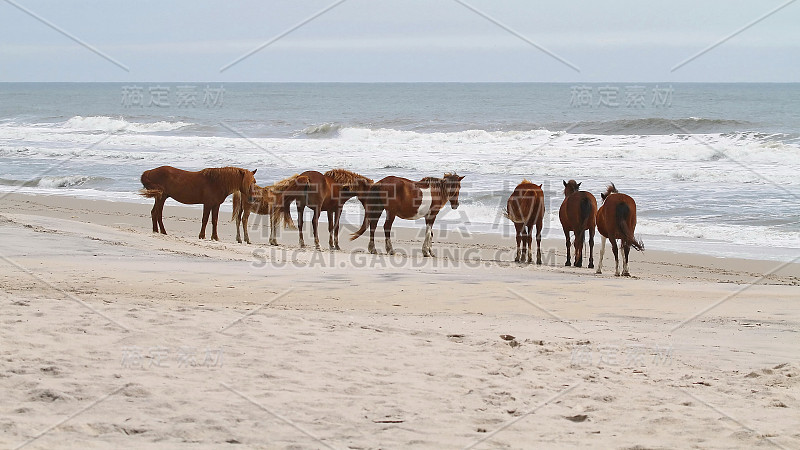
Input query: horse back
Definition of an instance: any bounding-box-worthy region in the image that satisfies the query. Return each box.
[507,183,544,224]
[559,191,597,231]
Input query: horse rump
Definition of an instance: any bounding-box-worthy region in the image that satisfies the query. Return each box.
[616,202,644,251]
[350,184,383,241]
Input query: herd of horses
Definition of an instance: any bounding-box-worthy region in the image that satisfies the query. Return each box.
[140,165,643,276]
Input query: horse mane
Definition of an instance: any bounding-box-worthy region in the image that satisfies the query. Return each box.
[272,174,304,192]
[200,167,244,192]
[601,183,618,202]
[324,169,373,189]
[521,178,532,184]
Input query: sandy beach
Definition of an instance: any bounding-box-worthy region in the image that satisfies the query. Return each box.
[0,192,798,449]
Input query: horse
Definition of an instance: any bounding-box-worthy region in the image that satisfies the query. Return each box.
[231,175,310,244]
[273,169,373,250]
[595,183,644,276]
[505,180,545,264]
[351,173,465,256]
[140,166,257,241]
[559,179,597,268]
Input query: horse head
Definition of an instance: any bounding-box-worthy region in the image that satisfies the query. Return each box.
[241,168,257,203]
[443,173,465,209]
[563,179,581,197]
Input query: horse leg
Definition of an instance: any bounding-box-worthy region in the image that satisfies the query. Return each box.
[153,196,167,234]
[525,224,533,264]
[269,205,278,246]
[587,225,595,269]
[384,213,396,255]
[367,214,378,255]
[563,229,571,266]
[210,204,220,241]
[296,202,305,248]
[199,204,210,239]
[333,207,342,251]
[514,222,522,262]
[610,239,620,276]
[535,218,543,265]
[596,236,607,274]
[423,216,436,257]
[235,207,242,243]
[574,229,584,268]
[622,243,631,277]
[311,207,321,250]
[242,209,251,244]
[151,199,159,233]
[327,210,335,250]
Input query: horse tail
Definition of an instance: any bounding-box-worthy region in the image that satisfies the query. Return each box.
[350,185,382,241]
[616,202,644,251]
[139,188,162,198]
[579,195,593,228]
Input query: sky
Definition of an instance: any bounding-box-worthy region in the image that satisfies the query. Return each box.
[1,0,798,82]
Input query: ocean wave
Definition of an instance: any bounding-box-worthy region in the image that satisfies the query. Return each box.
[298,122,343,137]
[0,175,111,189]
[567,117,753,135]
[61,116,192,133]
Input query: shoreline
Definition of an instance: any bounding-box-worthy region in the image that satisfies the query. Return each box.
[1,188,797,263]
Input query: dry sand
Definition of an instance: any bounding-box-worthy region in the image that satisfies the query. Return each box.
[0,192,798,449]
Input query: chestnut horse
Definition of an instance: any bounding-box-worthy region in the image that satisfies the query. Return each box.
[231,175,310,244]
[505,180,545,264]
[559,179,597,268]
[273,169,373,250]
[140,166,257,241]
[595,183,644,276]
[351,173,465,256]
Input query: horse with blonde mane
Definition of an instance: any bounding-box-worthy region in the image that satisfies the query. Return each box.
[559,179,597,268]
[231,175,310,244]
[351,173,464,256]
[595,183,644,276]
[505,179,545,264]
[273,169,373,250]
[140,165,256,241]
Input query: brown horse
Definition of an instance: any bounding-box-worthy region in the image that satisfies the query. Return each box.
[140,166,257,241]
[231,175,310,244]
[559,179,597,268]
[351,173,465,256]
[595,183,644,276]
[273,169,373,250]
[505,180,545,264]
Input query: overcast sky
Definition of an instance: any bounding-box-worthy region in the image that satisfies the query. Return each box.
[1,0,798,82]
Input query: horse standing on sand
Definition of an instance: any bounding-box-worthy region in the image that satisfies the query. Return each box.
[505,180,545,264]
[140,166,257,241]
[559,179,597,268]
[273,169,373,250]
[595,183,644,276]
[231,175,310,244]
[351,173,465,256]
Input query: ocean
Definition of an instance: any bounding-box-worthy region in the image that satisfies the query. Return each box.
[1,82,798,261]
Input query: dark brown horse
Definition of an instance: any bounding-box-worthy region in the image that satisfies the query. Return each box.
[140,166,257,241]
[559,179,597,268]
[351,173,465,256]
[231,175,310,244]
[273,169,373,250]
[505,180,545,264]
[595,183,644,276]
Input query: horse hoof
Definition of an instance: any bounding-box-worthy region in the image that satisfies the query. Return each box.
[536,260,542,265]
[335,246,341,251]
[588,263,594,269]
[596,269,602,274]
[615,272,620,277]
[564,261,571,267]
[269,241,278,246]
[622,272,631,277]
[574,262,582,268]
[514,257,520,263]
